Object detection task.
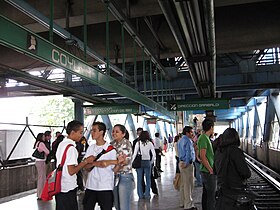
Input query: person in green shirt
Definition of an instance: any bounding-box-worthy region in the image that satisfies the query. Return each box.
[197,118,216,210]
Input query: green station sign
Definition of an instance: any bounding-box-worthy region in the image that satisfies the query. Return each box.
[167,99,230,111]
[84,104,140,115]
[0,15,175,119]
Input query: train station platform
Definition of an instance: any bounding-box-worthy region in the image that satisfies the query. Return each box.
[0,151,202,210]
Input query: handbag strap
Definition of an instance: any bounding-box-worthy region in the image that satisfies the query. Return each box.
[36,141,42,149]
[90,145,116,170]
[60,144,73,167]
[137,141,141,154]
[96,145,115,160]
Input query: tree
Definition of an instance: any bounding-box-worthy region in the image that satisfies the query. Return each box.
[37,96,74,126]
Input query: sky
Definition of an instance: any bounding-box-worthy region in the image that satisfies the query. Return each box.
[0,95,63,129]
[0,97,34,123]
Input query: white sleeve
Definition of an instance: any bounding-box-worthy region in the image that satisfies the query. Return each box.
[84,144,95,158]
[131,142,139,163]
[65,146,78,166]
[107,150,117,169]
[150,142,156,163]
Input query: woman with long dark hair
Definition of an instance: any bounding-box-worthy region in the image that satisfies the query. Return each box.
[214,128,251,210]
[132,131,155,200]
[33,133,49,200]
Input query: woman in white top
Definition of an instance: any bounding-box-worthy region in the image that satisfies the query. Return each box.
[132,131,155,199]
[33,133,49,200]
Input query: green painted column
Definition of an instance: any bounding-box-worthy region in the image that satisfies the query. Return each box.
[155,67,159,102]
[160,71,163,104]
[121,22,126,83]
[49,0,54,43]
[105,2,110,75]
[133,36,137,89]
[73,99,84,123]
[149,59,153,100]
[83,0,87,61]
[142,47,146,95]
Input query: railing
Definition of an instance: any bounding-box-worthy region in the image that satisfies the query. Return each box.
[245,153,280,191]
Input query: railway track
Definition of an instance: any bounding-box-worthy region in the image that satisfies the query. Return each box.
[246,154,280,209]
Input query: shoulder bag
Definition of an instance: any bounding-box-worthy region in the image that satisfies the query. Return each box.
[41,144,73,201]
[152,165,160,179]
[32,142,45,159]
[173,173,181,191]
[132,142,142,168]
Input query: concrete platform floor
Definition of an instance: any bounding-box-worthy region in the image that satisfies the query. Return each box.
[0,151,202,210]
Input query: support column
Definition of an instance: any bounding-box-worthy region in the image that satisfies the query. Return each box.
[83,0,87,61]
[101,115,113,142]
[245,110,250,154]
[252,102,259,158]
[169,122,174,137]
[183,111,190,127]
[149,59,153,100]
[73,99,84,123]
[126,114,137,140]
[163,121,168,139]
[240,114,245,149]
[49,0,54,43]
[263,95,276,165]
[155,122,160,136]
[270,89,280,121]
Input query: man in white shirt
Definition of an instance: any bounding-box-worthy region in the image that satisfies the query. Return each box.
[153,132,163,172]
[55,120,94,210]
[83,122,121,210]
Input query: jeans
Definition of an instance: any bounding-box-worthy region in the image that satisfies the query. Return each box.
[136,160,152,199]
[201,172,217,210]
[194,161,202,186]
[113,173,134,210]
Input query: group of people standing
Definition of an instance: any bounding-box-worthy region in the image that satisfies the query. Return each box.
[33,117,252,210]
[54,121,132,210]
[175,118,252,210]
[33,121,160,210]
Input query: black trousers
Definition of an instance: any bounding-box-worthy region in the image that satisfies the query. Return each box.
[55,189,78,210]
[141,167,158,194]
[77,170,84,191]
[83,189,113,210]
[155,149,162,170]
[175,156,180,173]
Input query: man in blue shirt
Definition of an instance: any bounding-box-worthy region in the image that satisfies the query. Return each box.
[178,126,197,210]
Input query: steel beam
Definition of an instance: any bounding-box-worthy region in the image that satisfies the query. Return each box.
[4,0,132,81]
[103,0,169,79]
[0,64,107,104]
[159,0,215,97]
